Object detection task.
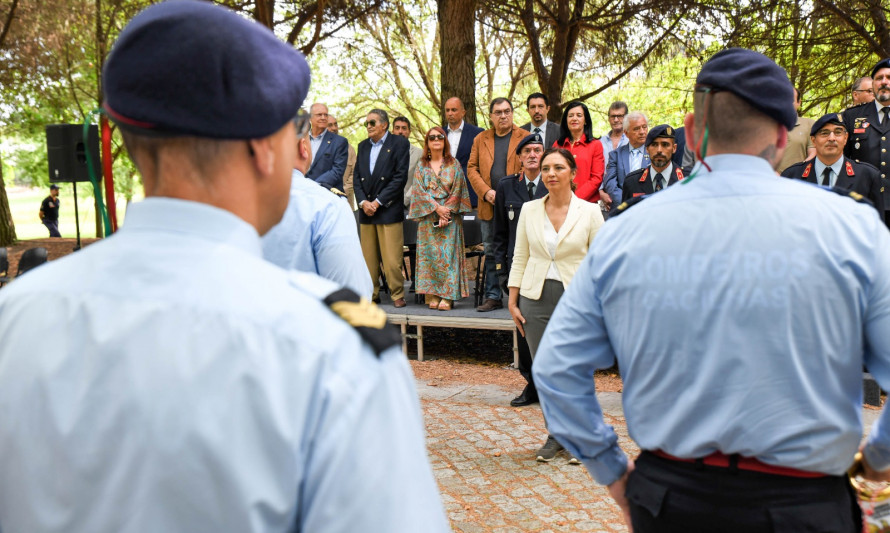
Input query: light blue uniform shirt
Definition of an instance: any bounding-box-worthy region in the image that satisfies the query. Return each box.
[534,154,890,486]
[262,170,372,298]
[369,131,389,174]
[813,157,844,188]
[0,198,449,533]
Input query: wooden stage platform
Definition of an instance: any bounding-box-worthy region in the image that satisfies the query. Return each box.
[378,284,518,365]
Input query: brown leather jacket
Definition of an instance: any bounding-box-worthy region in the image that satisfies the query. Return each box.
[467,124,527,220]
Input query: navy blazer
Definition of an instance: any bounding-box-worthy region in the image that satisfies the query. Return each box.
[843,102,890,211]
[602,144,649,212]
[354,133,410,225]
[305,131,349,191]
[446,121,484,206]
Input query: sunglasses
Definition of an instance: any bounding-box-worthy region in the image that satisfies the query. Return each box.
[427,134,445,141]
[364,120,377,128]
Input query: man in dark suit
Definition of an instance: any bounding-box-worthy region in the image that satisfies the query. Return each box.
[784,113,885,217]
[602,111,649,215]
[520,93,560,148]
[305,103,349,193]
[355,109,411,307]
[444,97,484,206]
[493,133,549,407]
[622,125,686,198]
[843,57,890,226]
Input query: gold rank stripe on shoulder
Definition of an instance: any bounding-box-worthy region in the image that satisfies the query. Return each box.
[329,187,348,198]
[323,288,401,356]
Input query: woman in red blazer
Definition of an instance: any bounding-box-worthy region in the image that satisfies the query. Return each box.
[554,101,604,203]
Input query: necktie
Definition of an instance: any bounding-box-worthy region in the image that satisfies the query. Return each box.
[534,127,541,135]
[883,107,890,125]
[654,173,665,191]
[527,181,535,200]
[821,167,832,188]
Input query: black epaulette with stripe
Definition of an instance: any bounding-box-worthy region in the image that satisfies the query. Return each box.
[826,186,874,207]
[323,288,401,357]
[611,194,649,217]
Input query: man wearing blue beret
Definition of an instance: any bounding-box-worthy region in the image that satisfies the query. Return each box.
[620,124,687,199]
[534,47,890,531]
[0,2,448,532]
[843,57,890,227]
[782,112,884,217]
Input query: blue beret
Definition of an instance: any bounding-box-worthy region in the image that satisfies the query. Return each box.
[810,113,845,136]
[103,0,310,139]
[645,124,676,147]
[696,48,797,131]
[872,58,890,79]
[515,132,544,154]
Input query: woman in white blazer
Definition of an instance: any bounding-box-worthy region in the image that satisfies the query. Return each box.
[507,147,604,463]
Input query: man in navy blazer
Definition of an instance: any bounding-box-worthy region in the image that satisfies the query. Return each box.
[601,111,649,215]
[305,103,349,192]
[355,109,411,307]
[444,97,484,206]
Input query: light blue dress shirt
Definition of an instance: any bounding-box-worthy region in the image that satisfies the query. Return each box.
[369,131,389,174]
[600,130,628,165]
[0,198,449,533]
[534,154,890,486]
[813,158,844,188]
[262,170,372,298]
[309,129,326,161]
[628,145,647,172]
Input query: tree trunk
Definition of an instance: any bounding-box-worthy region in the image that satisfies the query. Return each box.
[255,0,275,29]
[0,149,17,246]
[438,0,477,126]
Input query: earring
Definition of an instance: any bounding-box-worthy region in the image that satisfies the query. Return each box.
[427,149,431,158]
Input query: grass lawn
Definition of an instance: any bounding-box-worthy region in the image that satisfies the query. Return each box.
[7,185,139,240]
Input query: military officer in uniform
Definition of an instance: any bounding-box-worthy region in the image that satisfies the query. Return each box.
[783,112,885,216]
[843,57,890,226]
[534,48,890,532]
[621,124,686,198]
[493,132,549,407]
[0,2,449,532]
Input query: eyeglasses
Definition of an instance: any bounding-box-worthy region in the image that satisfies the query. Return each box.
[293,110,311,136]
[609,114,626,120]
[427,134,445,141]
[815,128,846,138]
[491,109,512,117]
[853,89,874,94]
[364,120,377,128]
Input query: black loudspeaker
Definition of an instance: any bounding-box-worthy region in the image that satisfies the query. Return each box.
[45,124,101,183]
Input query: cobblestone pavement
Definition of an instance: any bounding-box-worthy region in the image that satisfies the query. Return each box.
[418,381,639,533]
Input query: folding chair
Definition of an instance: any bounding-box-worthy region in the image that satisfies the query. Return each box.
[462,218,485,307]
[0,248,10,287]
[16,247,48,277]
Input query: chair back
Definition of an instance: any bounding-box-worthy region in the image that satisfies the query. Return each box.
[402,219,418,247]
[462,218,483,247]
[16,247,48,277]
[0,247,8,277]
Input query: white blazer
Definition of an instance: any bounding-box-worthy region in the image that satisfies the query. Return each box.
[507,194,604,300]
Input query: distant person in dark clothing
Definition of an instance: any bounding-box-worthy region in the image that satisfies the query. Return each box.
[40,184,61,237]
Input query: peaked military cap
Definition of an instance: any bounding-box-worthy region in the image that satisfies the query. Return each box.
[810,113,846,137]
[516,132,544,154]
[103,0,310,139]
[645,124,676,147]
[871,58,890,79]
[696,48,797,131]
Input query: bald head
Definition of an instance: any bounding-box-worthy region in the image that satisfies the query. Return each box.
[444,97,466,129]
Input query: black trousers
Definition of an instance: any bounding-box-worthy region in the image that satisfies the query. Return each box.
[628,452,861,533]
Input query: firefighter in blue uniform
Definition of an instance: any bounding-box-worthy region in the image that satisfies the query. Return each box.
[621,124,687,198]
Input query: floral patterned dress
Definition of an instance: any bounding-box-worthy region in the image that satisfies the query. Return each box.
[407,158,473,300]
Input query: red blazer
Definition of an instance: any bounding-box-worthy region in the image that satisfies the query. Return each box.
[555,135,604,203]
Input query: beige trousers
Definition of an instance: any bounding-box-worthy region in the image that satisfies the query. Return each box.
[360,222,405,300]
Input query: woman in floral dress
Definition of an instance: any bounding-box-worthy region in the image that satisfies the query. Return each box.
[408,126,472,310]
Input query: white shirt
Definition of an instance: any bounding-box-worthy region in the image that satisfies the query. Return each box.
[650,162,674,190]
[543,219,562,281]
[530,120,551,146]
[0,198,449,533]
[876,100,890,124]
[447,120,464,158]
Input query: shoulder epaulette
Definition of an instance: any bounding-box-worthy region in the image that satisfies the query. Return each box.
[612,194,648,217]
[329,187,348,198]
[323,288,401,357]
[826,186,874,207]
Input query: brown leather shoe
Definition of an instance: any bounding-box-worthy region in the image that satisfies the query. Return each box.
[476,298,503,312]
[393,298,407,308]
